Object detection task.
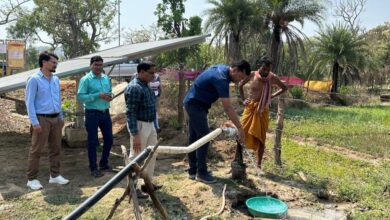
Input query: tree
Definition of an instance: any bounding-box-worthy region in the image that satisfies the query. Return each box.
[314,23,366,94]
[282,37,330,81]
[155,0,202,128]
[8,0,117,129]
[204,0,258,63]
[361,23,390,87]
[25,46,40,69]
[261,0,325,72]
[0,0,29,25]
[260,0,325,165]
[334,0,367,34]
[123,24,163,44]
[7,0,117,58]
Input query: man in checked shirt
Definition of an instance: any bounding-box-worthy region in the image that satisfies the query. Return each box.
[124,61,162,198]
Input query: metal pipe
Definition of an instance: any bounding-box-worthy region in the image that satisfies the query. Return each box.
[64,127,237,219]
[153,128,237,154]
[63,148,151,220]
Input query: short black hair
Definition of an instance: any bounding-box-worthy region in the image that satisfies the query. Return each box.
[232,60,251,75]
[39,51,58,68]
[90,55,103,65]
[256,56,272,68]
[137,61,155,73]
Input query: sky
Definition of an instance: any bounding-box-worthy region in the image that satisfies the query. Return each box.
[0,0,389,50]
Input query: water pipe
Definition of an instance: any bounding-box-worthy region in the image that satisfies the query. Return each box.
[151,127,237,154]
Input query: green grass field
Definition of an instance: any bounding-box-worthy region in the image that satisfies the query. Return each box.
[270,105,390,157]
[265,105,390,219]
[264,138,390,219]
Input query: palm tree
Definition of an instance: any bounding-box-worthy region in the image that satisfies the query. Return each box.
[204,0,258,63]
[260,0,325,71]
[259,0,325,165]
[314,23,367,94]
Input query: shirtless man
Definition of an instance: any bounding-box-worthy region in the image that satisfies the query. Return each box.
[238,57,287,167]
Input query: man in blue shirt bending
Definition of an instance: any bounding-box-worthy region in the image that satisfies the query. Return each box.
[25,51,69,190]
[183,60,251,184]
[77,56,113,178]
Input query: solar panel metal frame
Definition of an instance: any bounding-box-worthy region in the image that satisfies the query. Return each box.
[0,34,209,94]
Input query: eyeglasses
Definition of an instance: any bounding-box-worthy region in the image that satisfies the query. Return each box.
[146,70,155,74]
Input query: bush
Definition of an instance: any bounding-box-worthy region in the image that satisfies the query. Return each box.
[339,85,353,95]
[61,99,76,122]
[367,85,382,95]
[286,86,310,108]
[289,86,304,100]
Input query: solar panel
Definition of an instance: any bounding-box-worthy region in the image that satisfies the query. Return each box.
[0,34,209,94]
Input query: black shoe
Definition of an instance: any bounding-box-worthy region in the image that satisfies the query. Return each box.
[141,183,163,193]
[136,189,149,199]
[189,171,212,180]
[153,183,163,191]
[91,170,104,178]
[196,173,216,184]
[99,164,112,171]
[189,173,196,180]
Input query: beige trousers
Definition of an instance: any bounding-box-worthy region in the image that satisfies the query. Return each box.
[129,121,158,179]
[27,116,62,180]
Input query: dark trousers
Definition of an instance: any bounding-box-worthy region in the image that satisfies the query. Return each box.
[185,102,210,176]
[85,110,113,171]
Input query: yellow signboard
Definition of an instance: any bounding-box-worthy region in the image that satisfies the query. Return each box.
[7,41,25,68]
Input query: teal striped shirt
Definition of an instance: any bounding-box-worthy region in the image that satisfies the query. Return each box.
[77,71,112,110]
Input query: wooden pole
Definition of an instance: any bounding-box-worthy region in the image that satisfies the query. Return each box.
[106,144,167,220]
[273,93,286,166]
[134,164,169,220]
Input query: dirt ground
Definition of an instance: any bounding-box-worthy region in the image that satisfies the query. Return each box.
[0,85,350,220]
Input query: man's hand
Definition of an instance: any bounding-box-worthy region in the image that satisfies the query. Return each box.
[33,125,42,133]
[243,98,250,106]
[221,121,235,128]
[99,92,113,102]
[133,134,141,154]
[238,79,245,88]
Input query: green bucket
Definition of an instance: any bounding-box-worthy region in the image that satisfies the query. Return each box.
[246,196,288,219]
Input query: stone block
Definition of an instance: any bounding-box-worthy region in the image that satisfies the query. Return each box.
[63,126,87,148]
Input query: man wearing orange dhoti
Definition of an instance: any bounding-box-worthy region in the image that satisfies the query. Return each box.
[238,57,287,168]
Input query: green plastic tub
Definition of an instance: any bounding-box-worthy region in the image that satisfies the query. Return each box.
[246,196,288,219]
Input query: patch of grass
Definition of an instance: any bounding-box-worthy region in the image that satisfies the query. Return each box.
[167,115,180,129]
[270,105,390,157]
[263,138,390,219]
[0,188,127,220]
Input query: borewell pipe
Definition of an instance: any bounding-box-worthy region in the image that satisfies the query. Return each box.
[151,128,237,154]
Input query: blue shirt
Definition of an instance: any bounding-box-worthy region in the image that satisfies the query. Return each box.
[183,64,231,109]
[77,71,112,110]
[25,71,63,126]
[124,77,156,135]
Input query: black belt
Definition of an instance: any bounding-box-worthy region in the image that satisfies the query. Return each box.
[86,109,109,113]
[139,119,154,122]
[37,113,59,118]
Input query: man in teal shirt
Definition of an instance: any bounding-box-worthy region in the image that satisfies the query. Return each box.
[77,55,113,178]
